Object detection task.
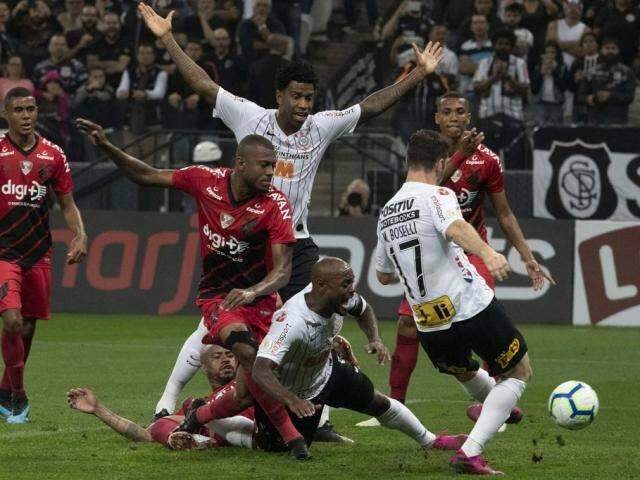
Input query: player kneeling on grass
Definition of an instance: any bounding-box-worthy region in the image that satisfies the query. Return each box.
[67,345,256,450]
[247,257,467,454]
[375,130,533,475]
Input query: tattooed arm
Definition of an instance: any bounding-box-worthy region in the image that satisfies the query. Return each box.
[138,3,219,104]
[67,388,153,442]
[358,42,444,123]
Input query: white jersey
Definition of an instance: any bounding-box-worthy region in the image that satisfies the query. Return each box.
[375,182,493,333]
[256,284,367,400]
[213,88,361,239]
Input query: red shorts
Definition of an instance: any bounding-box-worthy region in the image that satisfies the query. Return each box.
[198,294,277,346]
[0,260,51,319]
[397,253,495,317]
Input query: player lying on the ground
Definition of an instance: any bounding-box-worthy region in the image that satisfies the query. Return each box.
[77,119,310,459]
[177,257,467,456]
[137,1,444,442]
[361,92,554,429]
[0,87,87,424]
[67,345,255,450]
[376,130,533,475]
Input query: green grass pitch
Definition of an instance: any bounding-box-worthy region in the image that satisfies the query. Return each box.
[1,314,639,480]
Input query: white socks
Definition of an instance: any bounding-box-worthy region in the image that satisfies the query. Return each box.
[461,378,527,457]
[209,416,255,449]
[459,369,496,402]
[377,398,436,447]
[154,319,208,414]
[319,405,330,427]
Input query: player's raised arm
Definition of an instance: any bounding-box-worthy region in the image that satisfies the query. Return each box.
[438,129,485,186]
[77,118,174,188]
[138,3,219,104]
[488,191,556,290]
[67,388,153,442]
[357,41,444,124]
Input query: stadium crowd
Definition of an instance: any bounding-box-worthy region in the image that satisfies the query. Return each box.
[0,0,638,164]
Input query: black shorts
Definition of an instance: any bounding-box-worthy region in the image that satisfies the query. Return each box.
[253,356,375,450]
[418,298,528,377]
[278,237,319,303]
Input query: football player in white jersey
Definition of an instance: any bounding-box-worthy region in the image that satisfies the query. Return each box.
[137,2,445,438]
[375,130,533,475]
[250,257,468,454]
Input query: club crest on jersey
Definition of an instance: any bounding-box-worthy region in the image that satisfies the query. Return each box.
[220,212,235,229]
[20,160,33,175]
[451,169,462,183]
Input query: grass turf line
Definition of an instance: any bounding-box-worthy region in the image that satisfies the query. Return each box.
[0,314,639,480]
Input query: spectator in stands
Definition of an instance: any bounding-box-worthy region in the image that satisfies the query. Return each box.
[343,0,379,35]
[381,0,433,43]
[458,14,493,100]
[593,0,640,66]
[546,0,589,69]
[531,41,570,124]
[0,1,16,64]
[338,179,371,216]
[503,3,533,61]
[0,55,34,103]
[180,0,241,48]
[36,70,71,146]
[165,40,216,129]
[7,0,62,74]
[33,34,87,94]
[433,0,476,46]
[73,67,116,128]
[474,29,530,168]
[429,24,459,85]
[391,42,448,143]
[581,0,608,28]
[208,27,248,93]
[87,12,131,90]
[116,43,168,133]
[57,0,84,32]
[568,31,599,122]
[247,37,289,108]
[238,0,292,64]
[457,0,502,47]
[576,36,636,125]
[520,0,561,72]
[270,0,302,57]
[66,5,102,64]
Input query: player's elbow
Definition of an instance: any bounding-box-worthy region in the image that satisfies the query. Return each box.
[376,270,396,285]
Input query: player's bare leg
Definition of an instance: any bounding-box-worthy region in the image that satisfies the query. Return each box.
[154,319,208,418]
[357,390,467,451]
[180,323,309,459]
[357,313,418,428]
[1,309,29,423]
[451,354,532,475]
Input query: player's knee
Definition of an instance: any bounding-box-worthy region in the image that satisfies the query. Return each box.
[397,315,417,338]
[454,370,478,383]
[21,318,36,337]
[2,310,22,332]
[367,391,391,417]
[507,357,532,382]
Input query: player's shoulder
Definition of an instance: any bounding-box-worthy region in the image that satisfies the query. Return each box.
[38,136,66,158]
[178,165,231,179]
[263,185,293,219]
[313,105,360,124]
[473,144,501,167]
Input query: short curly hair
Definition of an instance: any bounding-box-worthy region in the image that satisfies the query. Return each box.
[275,60,318,91]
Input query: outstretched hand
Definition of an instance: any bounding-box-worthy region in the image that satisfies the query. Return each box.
[526,260,556,291]
[67,388,98,414]
[138,2,175,38]
[76,118,108,146]
[412,41,445,78]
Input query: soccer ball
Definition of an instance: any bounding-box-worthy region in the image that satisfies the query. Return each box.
[547,381,599,430]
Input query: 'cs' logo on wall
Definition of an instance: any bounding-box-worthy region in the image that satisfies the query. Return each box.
[545,140,617,219]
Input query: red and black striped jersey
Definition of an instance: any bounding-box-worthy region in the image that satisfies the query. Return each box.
[443,144,504,243]
[172,166,295,300]
[0,135,73,268]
